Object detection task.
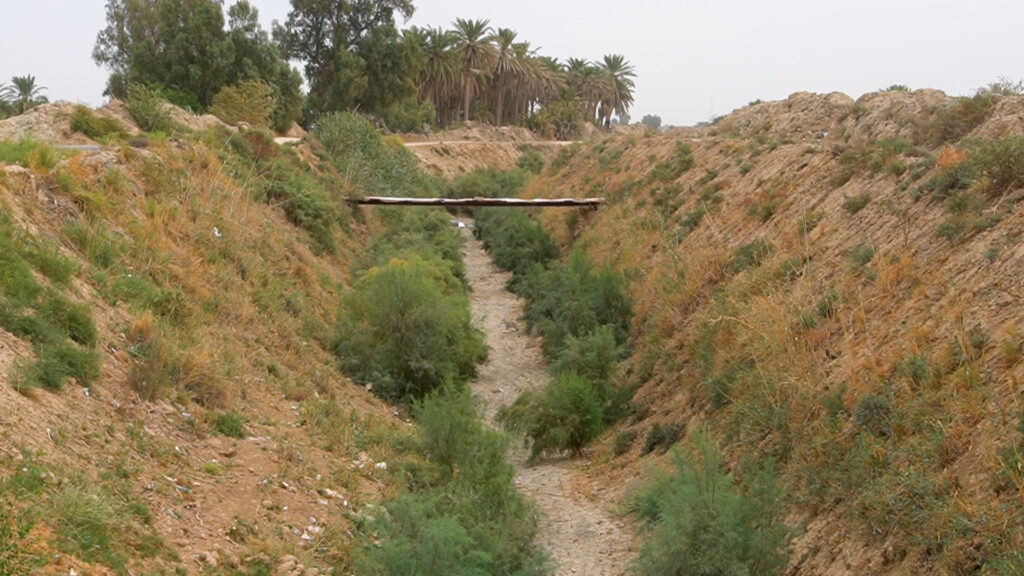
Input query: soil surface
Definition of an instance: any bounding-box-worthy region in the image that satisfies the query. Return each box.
[460,222,633,575]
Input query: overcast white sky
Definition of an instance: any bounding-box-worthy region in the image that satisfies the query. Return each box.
[1,0,1021,126]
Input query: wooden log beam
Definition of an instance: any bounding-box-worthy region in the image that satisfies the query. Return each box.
[350,197,603,207]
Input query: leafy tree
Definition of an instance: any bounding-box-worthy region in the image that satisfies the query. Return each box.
[274,0,414,118]
[641,114,662,131]
[1,76,48,115]
[357,25,422,114]
[225,1,304,131]
[94,0,231,108]
[94,0,300,125]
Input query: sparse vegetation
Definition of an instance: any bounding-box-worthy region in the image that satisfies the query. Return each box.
[0,137,59,170]
[126,84,176,133]
[842,192,872,214]
[517,147,546,174]
[0,212,99,392]
[70,105,127,139]
[209,79,277,128]
[630,434,789,576]
[356,384,547,575]
[651,142,695,182]
[214,411,247,438]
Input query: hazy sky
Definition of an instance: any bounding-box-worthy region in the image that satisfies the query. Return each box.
[2,0,1021,126]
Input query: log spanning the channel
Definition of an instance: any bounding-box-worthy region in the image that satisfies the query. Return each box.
[351,196,603,208]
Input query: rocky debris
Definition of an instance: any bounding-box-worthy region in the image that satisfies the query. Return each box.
[0,101,95,145]
[715,91,854,141]
[163,103,225,132]
[97,99,141,135]
[275,554,320,576]
[839,89,949,143]
[971,94,1024,139]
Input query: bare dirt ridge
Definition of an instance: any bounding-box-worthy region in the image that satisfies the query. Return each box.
[460,224,633,575]
[401,121,573,177]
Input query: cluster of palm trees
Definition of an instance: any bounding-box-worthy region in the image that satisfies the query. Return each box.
[0,75,49,118]
[405,19,635,137]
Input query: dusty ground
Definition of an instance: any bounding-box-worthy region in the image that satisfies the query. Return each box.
[460,223,633,575]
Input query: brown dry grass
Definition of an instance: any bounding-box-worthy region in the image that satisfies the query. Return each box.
[528,89,1024,575]
[0,124,406,574]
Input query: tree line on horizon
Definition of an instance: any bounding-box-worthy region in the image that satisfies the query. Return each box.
[89,0,637,137]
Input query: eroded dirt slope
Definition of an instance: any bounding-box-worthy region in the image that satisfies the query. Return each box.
[523,89,1024,574]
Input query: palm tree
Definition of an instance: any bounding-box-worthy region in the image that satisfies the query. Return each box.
[0,82,9,118]
[598,54,636,128]
[565,59,605,123]
[417,26,460,127]
[452,18,497,123]
[3,75,48,115]
[490,28,525,126]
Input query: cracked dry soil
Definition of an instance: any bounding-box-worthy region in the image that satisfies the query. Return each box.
[461,224,632,576]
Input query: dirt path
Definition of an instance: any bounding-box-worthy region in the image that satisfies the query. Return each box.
[461,223,632,576]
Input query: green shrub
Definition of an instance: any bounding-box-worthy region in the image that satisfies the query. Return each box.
[642,421,685,455]
[630,434,789,576]
[209,80,276,128]
[367,208,466,279]
[473,208,559,280]
[816,290,840,319]
[377,96,435,133]
[898,354,937,388]
[548,325,623,388]
[727,238,775,274]
[0,137,59,170]
[126,84,175,133]
[927,92,999,145]
[257,157,339,252]
[614,429,638,455]
[548,142,580,172]
[70,106,126,139]
[316,112,425,197]
[334,255,486,404]
[358,384,546,576]
[853,393,892,437]
[214,411,247,438]
[498,373,604,461]
[357,497,496,576]
[651,142,695,182]
[842,193,872,214]
[414,384,488,479]
[449,167,530,199]
[847,243,876,275]
[516,148,545,174]
[518,251,632,360]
